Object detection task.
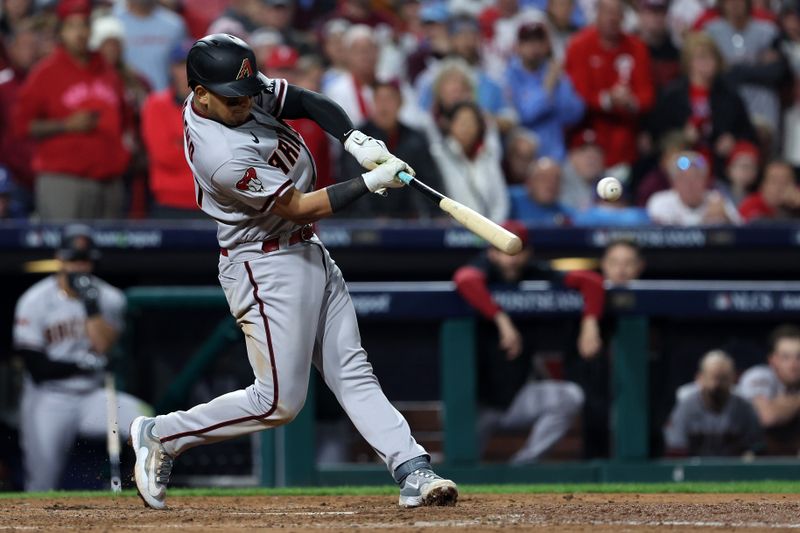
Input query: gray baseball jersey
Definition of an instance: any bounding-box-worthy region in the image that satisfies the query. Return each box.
[182,78,314,249]
[738,365,787,400]
[153,80,426,473]
[14,275,147,490]
[663,390,764,456]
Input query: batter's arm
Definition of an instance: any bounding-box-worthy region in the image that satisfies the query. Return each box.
[280,85,354,142]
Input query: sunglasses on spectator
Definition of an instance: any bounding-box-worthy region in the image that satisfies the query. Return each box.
[675,155,707,172]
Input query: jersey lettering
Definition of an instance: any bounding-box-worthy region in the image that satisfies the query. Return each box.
[44,318,84,345]
[267,129,301,175]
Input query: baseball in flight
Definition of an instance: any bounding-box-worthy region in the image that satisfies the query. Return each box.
[597,176,623,201]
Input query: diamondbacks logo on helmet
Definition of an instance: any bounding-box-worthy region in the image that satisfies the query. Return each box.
[236,167,264,192]
[236,58,254,80]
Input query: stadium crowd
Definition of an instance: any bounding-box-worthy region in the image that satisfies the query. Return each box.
[0,0,800,223]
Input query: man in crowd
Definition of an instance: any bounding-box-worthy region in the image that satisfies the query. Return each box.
[14,0,130,220]
[664,350,764,456]
[509,157,574,225]
[14,225,149,490]
[141,41,197,217]
[114,0,187,91]
[636,0,681,93]
[647,151,741,225]
[739,325,800,454]
[452,221,605,463]
[565,0,654,170]
[339,80,444,218]
[505,21,584,161]
[559,130,607,211]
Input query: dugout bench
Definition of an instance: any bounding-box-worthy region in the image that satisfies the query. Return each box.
[123,280,800,487]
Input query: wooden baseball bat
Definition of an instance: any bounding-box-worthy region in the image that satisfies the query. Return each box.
[397,171,522,255]
[105,372,122,493]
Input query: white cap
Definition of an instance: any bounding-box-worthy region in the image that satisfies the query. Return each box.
[89,16,125,51]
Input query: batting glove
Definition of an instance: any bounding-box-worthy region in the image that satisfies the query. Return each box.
[362,157,407,193]
[344,130,415,176]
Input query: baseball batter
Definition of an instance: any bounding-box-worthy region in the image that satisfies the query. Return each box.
[130,34,458,509]
[14,225,149,491]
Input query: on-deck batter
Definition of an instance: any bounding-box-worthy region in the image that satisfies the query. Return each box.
[130,34,458,509]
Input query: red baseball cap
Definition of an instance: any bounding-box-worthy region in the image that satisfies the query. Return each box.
[727,140,759,166]
[57,0,91,20]
[266,45,299,70]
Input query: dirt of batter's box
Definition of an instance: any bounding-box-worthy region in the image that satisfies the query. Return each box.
[2,493,800,532]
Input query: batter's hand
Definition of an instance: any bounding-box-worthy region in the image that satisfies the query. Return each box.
[344,130,415,176]
[361,157,407,193]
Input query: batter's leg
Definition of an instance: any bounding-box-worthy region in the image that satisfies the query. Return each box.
[310,249,425,472]
[20,384,80,491]
[153,245,327,457]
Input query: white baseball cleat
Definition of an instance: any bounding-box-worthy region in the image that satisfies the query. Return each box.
[398,468,458,508]
[130,416,173,510]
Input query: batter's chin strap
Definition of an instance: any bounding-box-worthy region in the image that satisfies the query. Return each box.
[392,454,432,485]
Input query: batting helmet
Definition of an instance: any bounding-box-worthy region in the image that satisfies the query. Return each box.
[186,34,268,97]
[57,224,101,262]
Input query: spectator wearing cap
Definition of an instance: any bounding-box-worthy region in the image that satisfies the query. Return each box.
[452,220,604,463]
[14,0,130,220]
[503,128,539,185]
[0,18,40,197]
[704,0,785,133]
[636,0,681,93]
[559,130,607,211]
[647,151,742,225]
[647,33,758,176]
[141,41,198,217]
[0,165,25,219]
[739,160,800,222]
[430,101,509,222]
[509,157,574,225]
[505,21,584,162]
[416,16,516,131]
[565,0,655,169]
[91,15,152,218]
[339,80,445,219]
[664,350,764,457]
[113,0,187,91]
[721,141,759,206]
[406,1,451,82]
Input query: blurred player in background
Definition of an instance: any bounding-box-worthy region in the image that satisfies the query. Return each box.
[739,325,800,454]
[452,221,605,463]
[13,225,149,491]
[664,350,764,456]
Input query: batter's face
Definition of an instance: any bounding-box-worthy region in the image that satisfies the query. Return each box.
[195,86,253,127]
[770,338,800,389]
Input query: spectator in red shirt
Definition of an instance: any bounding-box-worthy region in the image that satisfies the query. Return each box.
[565,0,655,169]
[739,160,800,222]
[14,0,130,220]
[0,18,40,197]
[140,41,198,217]
[453,221,605,463]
